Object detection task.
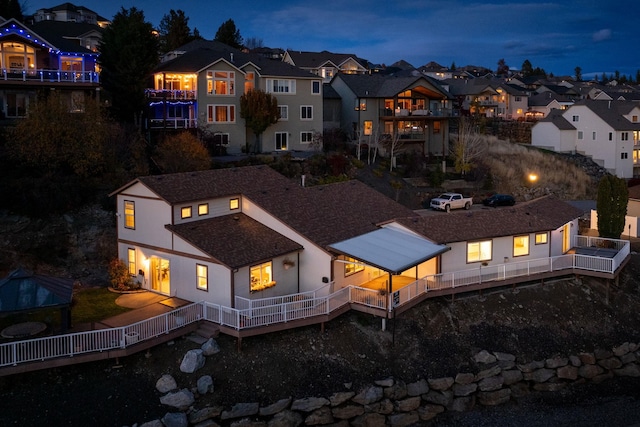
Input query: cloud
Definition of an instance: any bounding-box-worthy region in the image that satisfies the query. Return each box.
[592,29,612,42]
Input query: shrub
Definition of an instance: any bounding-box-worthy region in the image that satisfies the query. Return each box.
[108,258,134,291]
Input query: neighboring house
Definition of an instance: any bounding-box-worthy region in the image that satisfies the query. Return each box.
[493,82,529,120]
[146,40,323,154]
[283,50,368,82]
[418,61,453,80]
[591,184,640,238]
[530,109,576,151]
[527,92,573,120]
[111,166,585,311]
[330,73,454,157]
[531,100,640,178]
[0,18,100,119]
[27,2,110,28]
[443,78,500,117]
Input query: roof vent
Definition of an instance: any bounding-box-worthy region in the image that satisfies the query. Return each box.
[230,52,234,62]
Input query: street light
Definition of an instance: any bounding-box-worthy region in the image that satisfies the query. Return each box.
[528,173,538,183]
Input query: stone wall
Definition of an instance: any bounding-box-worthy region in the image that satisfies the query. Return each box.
[139,341,640,427]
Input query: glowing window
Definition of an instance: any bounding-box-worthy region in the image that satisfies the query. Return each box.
[513,235,530,257]
[124,201,135,229]
[181,206,192,219]
[363,120,373,136]
[229,198,239,210]
[198,204,208,216]
[196,264,208,291]
[250,262,274,292]
[345,257,364,276]
[127,248,136,276]
[535,232,548,245]
[467,240,492,263]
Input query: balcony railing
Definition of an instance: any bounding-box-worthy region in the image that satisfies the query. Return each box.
[380,108,452,117]
[145,89,197,100]
[1,68,99,83]
[147,118,197,129]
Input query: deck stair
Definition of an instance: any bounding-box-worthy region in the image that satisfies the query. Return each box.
[195,321,220,339]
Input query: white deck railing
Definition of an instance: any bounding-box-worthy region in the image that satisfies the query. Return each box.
[0,237,630,369]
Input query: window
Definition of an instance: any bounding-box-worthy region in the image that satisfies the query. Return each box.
[344,257,364,276]
[355,99,367,111]
[207,105,235,123]
[621,152,628,159]
[572,115,579,122]
[312,81,321,94]
[229,198,239,210]
[244,72,254,93]
[433,121,441,134]
[467,240,492,263]
[250,262,274,292]
[127,248,136,276]
[535,232,548,245]
[276,132,288,150]
[609,132,613,141]
[198,203,209,216]
[363,120,373,136]
[578,131,583,140]
[633,115,638,122]
[278,105,288,120]
[592,132,596,140]
[621,132,629,141]
[196,264,208,291]
[206,70,235,95]
[267,79,295,94]
[513,235,530,257]
[515,96,522,102]
[124,200,135,229]
[301,106,313,120]
[181,206,192,219]
[301,131,313,143]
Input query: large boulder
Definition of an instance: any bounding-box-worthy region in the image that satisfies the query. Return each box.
[201,338,221,356]
[161,412,188,427]
[197,375,214,395]
[159,389,195,410]
[156,374,178,393]
[180,349,205,373]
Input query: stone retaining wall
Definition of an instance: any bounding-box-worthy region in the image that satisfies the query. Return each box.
[141,341,640,427]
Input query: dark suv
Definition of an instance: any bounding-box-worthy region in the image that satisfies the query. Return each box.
[482,194,516,207]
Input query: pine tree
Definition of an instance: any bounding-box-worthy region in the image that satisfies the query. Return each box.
[596,175,628,239]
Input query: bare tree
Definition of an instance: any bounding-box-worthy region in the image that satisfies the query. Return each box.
[385,133,403,172]
[450,117,486,175]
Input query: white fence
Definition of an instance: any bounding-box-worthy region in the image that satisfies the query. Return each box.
[0,237,629,370]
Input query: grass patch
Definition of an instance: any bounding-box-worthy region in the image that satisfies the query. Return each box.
[71,287,131,325]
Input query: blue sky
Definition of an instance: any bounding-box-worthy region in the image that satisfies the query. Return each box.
[26,1,640,79]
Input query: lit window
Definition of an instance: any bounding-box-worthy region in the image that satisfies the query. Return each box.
[181,206,192,219]
[206,70,235,95]
[244,72,254,93]
[301,132,313,143]
[278,105,288,120]
[229,198,239,210]
[535,232,548,245]
[207,105,236,123]
[276,132,288,150]
[124,200,135,229]
[363,120,373,136]
[513,235,529,257]
[433,121,441,134]
[301,106,313,120]
[312,81,321,94]
[345,257,364,276]
[250,262,275,292]
[198,203,208,216]
[467,240,492,263]
[127,248,136,275]
[355,99,367,111]
[196,264,208,291]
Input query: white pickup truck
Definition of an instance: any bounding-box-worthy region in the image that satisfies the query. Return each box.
[429,192,473,212]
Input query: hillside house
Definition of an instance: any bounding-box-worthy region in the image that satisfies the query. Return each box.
[283,50,368,82]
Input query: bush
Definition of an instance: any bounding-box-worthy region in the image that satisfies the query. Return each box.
[108,258,135,291]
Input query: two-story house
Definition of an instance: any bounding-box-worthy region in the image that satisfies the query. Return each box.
[531,100,640,178]
[282,50,368,83]
[0,17,100,119]
[443,78,500,117]
[146,40,323,154]
[330,73,454,157]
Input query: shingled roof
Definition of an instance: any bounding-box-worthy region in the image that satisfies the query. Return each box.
[29,20,100,54]
[397,196,584,244]
[537,109,576,130]
[574,100,640,131]
[166,213,303,269]
[285,50,367,69]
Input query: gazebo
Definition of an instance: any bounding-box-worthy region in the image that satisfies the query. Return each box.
[0,268,74,336]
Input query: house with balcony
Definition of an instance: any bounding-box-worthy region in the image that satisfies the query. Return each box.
[330,73,454,157]
[282,50,368,82]
[531,100,640,178]
[27,2,111,28]
[0,17,100,119]
[443,78,500,117]
[146,40,323,154]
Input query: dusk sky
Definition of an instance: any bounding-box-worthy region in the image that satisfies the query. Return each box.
[26,1,640,79]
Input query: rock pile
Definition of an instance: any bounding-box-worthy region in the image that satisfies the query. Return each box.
[135,341,640,427]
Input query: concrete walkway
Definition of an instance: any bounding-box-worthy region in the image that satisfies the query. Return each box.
[97,291,191,328]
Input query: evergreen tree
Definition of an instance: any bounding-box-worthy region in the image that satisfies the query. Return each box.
[99,7,159,124]
[496,58,509,76]
[596,175,628,239]
[239,89,279,153]
[521,59,533,76]
[214,19,243,49]
[158,9,197,54]
[574,66,582,81]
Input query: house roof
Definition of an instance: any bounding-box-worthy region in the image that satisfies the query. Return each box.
[336,73,452,100]
[155,41,316,79]
[122,165,419,253]
[166,213,303,269]
[328,227,449,274]
[286,50,367,69]
[29,20,101,54]
[537,109,576,130]
[397,196,584,244]
[573,100,640,131]
[528,91,574,107]
[0,268,74,313]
